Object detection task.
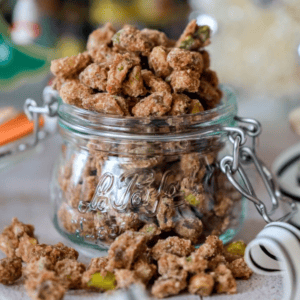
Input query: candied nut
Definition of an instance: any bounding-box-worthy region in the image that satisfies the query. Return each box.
[115,212,143,233]
[115,269,144,289]
[122,65,146,97]
[189,99,204,114]
[139,223,161,238]
[107,53,140,94]
[181,251,208,274]
[170,70,200,93]
[79,63,107,91]
[107,231,147,271]
[112,25,153,54]
[170,93,191,116]
[174,218,203,244]
[201,69,219,88]
[25,270,66,300]
[151,236,195,260]
[167,48,203,72]
[156,197,176,231]
[148,46,172,78]
[24,257,54,278]
[176,20,211,50]
[132,92,172,117]
[200,50,210,70]
[87,23,116,50]
[196,235,223,259]
[0,257,22,285]
[180,153,206,180]
[228,258,253,279]
[88,44,115,65]
[82,257,110,291]
[51,76,72,92]
[60,79,93,108]
[207,254,227,270]
[133,258,157,284]
[50,52,92,77]
[141,70,171,93]
[198,80,222,108]
[212,264,237,294]
[16,235,78,264]
[151,273,187,299]
[214,194,233,217]
[141,29,173,47]
[54,258,86,289]
[82,93,127,116]
[188,273,214,296]
[157,253,184,277]
[0,218,35,258]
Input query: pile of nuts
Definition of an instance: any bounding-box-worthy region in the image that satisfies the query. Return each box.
[51,20,222,117]
[0,218,252,299]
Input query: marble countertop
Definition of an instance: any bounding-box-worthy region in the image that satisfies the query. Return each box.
[0,96,298,300]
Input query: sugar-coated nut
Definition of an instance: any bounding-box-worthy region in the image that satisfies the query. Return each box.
[200,50,210,70]
[87,23,116,50]
[207,254,227,270]
[25,270,66,300]
[212,264,237,294]
[107,53,140,94]
[152,236,195,260]
[54,258,86,289]
[141,29,174,47]
[82,93,127,116]
[107,231,148,271]
[157,253,184,277]
[139,223,161,238]
[122,65,146,97]
[188,273,214,296]
[88,44,115,65]
[115,269,145,289]
[141,70,171,93]
[174,218,203,244]
[167,48,203,72]
[196,235,223,259]
[0,257,22,285]
[228,258,253,279]
[176,20,211,50]
[60,79,93,108]
[170,93,191,116]
[133,258,157,284]
[181,251,208,274]
[112,25,153,54]
[79,63,108,91]
[156,197,176,231]
[50,52,92,77]
[148,46,172,78]
[132,92,172,117]
[214,194,233,217]
[151,273,187,299]
[198,80,222,108]
[170,70,200,93]
[23,257,54,279]
[115,212,143,233]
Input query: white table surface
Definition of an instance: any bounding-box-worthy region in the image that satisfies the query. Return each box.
[0,96,298,300]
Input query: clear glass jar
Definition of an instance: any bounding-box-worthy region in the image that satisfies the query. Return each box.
[50,85,246,252]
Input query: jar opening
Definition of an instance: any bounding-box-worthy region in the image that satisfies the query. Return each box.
[58,85,237,140]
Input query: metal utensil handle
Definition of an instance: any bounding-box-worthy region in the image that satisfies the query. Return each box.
[221,116,297,223]
[0,87,59,159]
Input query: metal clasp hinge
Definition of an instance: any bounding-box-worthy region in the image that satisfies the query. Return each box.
[221,116,297,223]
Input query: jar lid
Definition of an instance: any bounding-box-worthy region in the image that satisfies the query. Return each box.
[272,142,300,202]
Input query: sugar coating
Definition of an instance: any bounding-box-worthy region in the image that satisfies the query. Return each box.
[133,257,157,284]
[148,46,172,78]
[87,23,116,50]
[141,29,174,47]
[170,70,200,93]
[115,269,144,289]
[122,65,146,97]
[51,52,92,78]
[132,92,172,117]
[0,257,22,285]
[212,264,237,294]
[88,44,115,65]
[228,258,253,280]
[141,70,172,93]
[151,237,195,260]
[79,63,108,91]
[188,273,214,296]
[156,197,176,231]
[198,80,222,109]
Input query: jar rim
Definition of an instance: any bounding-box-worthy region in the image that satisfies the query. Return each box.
[58,85,237,139]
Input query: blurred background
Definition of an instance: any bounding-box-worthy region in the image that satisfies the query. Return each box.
[0,0,300,165]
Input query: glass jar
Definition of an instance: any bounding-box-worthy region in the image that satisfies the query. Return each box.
[49,85,246,252]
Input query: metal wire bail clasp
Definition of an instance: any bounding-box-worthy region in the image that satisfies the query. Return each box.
[220,117,297,224]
